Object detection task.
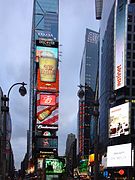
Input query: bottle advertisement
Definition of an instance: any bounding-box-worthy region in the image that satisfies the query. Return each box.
[36,92,59,126]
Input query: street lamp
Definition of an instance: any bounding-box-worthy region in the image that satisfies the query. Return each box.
[1,82,27,180]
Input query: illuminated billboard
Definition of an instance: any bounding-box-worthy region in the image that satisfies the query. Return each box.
[45,158,66,174]
[36,137,58,150]
[36,92,58,126]
[114,0,128,90]
[37,69,59,92]
[40,93,56,106]
[36,39,58,83]
[37,158,44,169]
[79,159,88,173]
[107,143,132,167]
[109,102,130,138]
[36,39,58,62]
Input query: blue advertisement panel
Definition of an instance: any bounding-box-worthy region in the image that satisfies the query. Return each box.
[114,0,128,90]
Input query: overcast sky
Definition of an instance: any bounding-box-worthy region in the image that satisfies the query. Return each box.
[0,0,99,170]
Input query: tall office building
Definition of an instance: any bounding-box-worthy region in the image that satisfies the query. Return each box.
[28,0,59,175]
[77,28,99,159]
[96,0,135,178]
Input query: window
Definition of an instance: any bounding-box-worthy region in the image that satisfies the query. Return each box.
[133,71,135,76]
[127,70,130,76]
[128,15,132,22]
[127,61,131,67]
[127,52,131,58]
[133,44,135,50]
[127,43,131,49]
[132,88,135,96]
[127,78,130,85]
[133,53,135,59]
[132,79,135,85]
[134,34,135,41]
[133,62,135,68]
[128,25,132,31]
[134,25,135,32]
[128,34,132,41]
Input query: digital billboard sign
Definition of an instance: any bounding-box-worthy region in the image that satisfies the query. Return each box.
[107,143,132,167]
[36,92,58,126]
[36,137,58,150]
[114,0,128,90]
[39,93,56,106]
[45,158,66,174]
[36,39,58,62]
[37,69,59,92]
[109,102,130,138]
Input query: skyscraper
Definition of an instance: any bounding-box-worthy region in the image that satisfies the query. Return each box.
[28,0,59,175]
[77,28,99,159]
[96,0,135,178]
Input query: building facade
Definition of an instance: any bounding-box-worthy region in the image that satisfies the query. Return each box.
[77,28,99,160]
[28,0,59,177]
[96,0,135,178]
[65,133,77,178]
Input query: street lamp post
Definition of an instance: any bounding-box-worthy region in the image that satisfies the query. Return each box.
[1,82,27,180]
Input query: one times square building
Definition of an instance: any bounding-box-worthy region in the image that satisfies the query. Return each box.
[77,28,99,159]
[28,0,59,175]
[96,0,135,178]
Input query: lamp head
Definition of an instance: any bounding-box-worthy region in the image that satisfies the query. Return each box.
[19,85,27,96]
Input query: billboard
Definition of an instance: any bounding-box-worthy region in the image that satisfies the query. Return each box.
[39,94,56,106]
[36,137,58,150]
[36,39,58,62]
[114,0,128,90]
[36,92,58,126]
[79,159,88,173]
[37,158,44,169]
[107,143,132,167]
[37,69,59,92]
[36,124,58,130]
[45,158,66,174]
[109,102,130,138]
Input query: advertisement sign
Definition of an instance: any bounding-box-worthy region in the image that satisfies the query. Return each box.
[36,92,58,126]
[36,124,58,130]
[37,69,59,92]
[36,137,58,150]
[36,130,52,137]
[114,0,128,90]
[107,143,132,167]
[109,102,130,138]
[79,159,88,173]
[88,154,94,165]
[36,39,58,62]
[37,158,44,169]
[40,94,56,106]
[45,158,66,174]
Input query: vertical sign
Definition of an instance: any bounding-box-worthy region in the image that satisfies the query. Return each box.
[114,0,128,90]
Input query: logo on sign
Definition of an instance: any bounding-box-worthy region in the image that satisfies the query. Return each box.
[40,94,56,106]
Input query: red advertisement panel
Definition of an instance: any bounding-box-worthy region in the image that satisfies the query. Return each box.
[40,94,56,106]
[36,92,59,126]
[37,69,59,92]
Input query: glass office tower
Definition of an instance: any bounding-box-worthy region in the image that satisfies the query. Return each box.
[78,28,99,159]
[96,0,135,178]
[29,0,59,164]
